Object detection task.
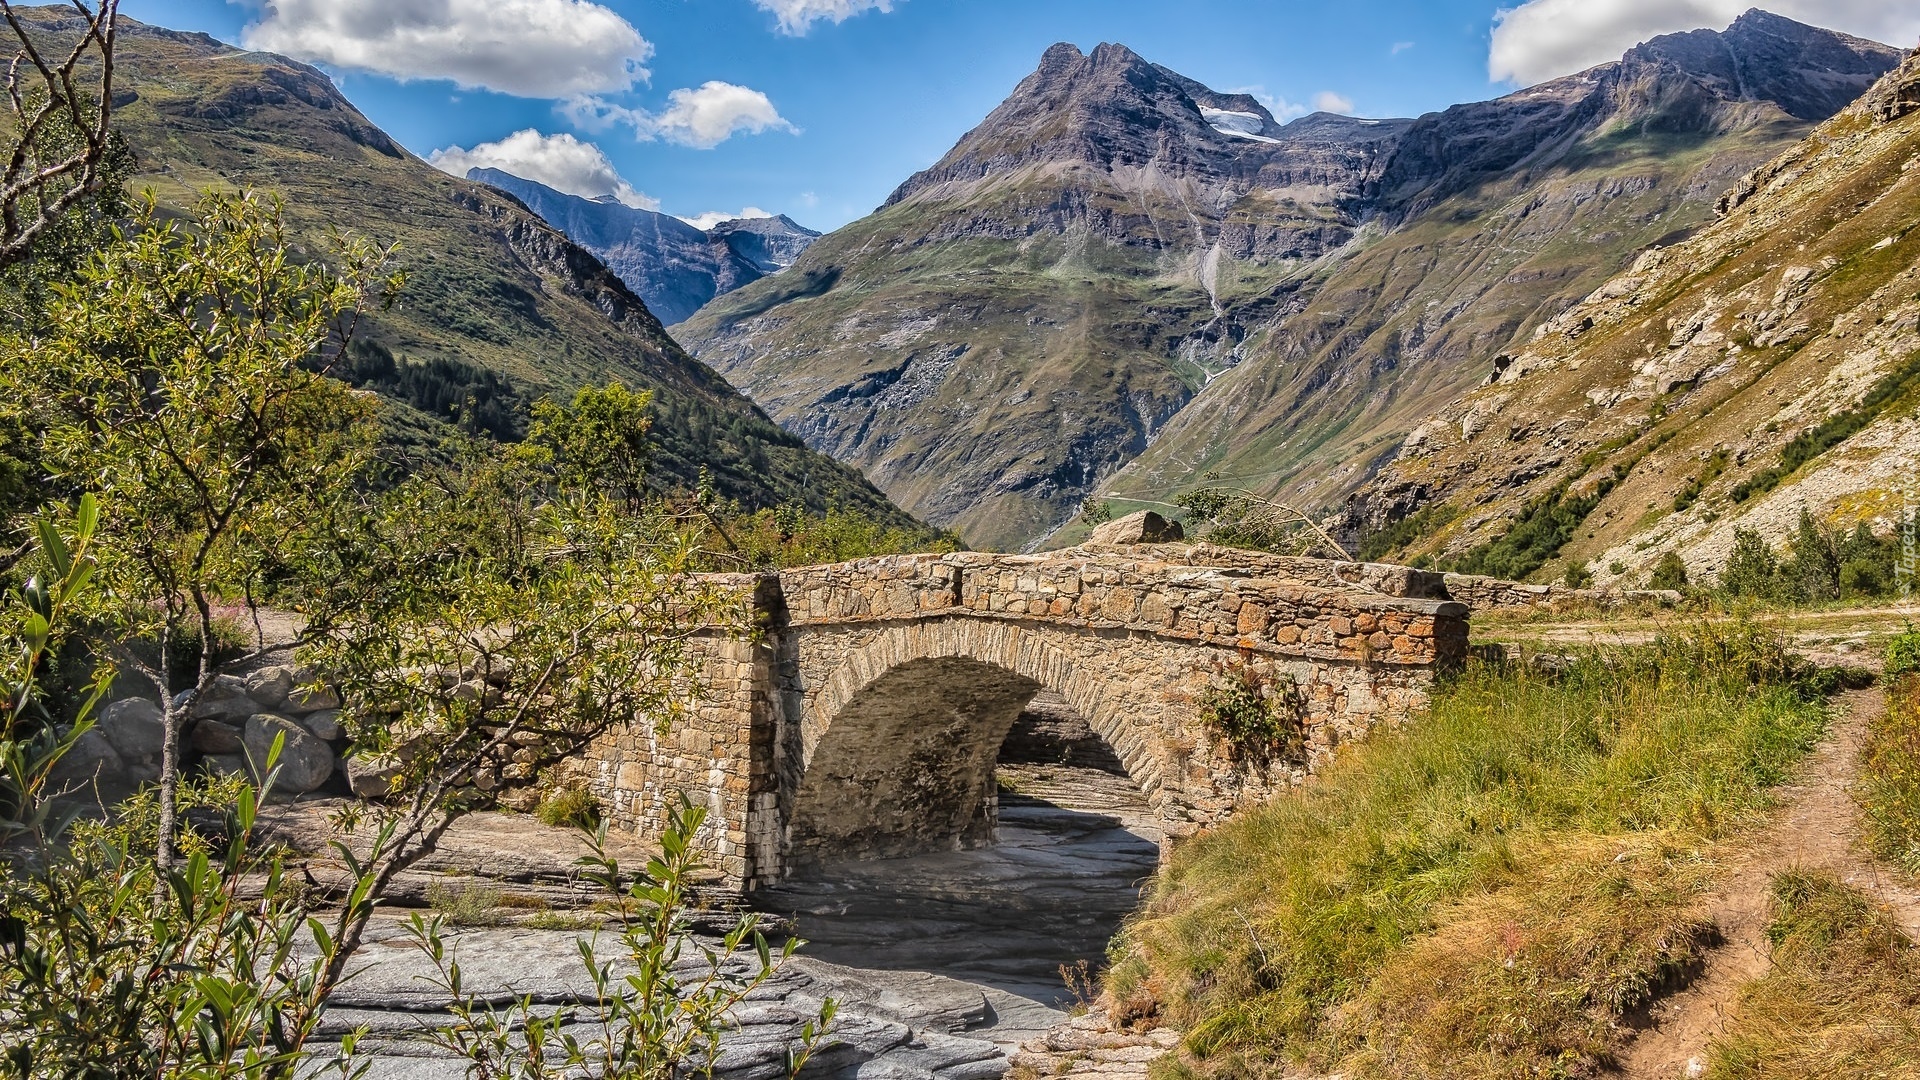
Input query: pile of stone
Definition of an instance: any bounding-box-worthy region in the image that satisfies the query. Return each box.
[1009,1009,1179,1079]
[59,665,347,799]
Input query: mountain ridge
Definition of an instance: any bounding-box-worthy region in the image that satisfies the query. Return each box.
[51,8,915,525]
[674,12,1901,550]
[468,168,819,326]
[1339,44,1920,588]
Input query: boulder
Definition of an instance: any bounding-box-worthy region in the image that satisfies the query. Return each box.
[190,719,244,754]
[299,708,343,741]
[201,754,247,779]
[1087,510,1184,546]
[47,727,124,786]
[243,713,335,795]
[99,698,167,762]
[186,675,257,721]
[244,666,294,708]
[285,682,341,714]
[344,753,404,800]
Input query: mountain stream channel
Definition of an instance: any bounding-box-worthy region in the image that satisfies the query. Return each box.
[272,692,1161,1079]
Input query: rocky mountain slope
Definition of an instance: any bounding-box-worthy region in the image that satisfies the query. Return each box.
[675,12,1899,550]
[1342,46,1920,588]
[470,168,819,325]
[677,42,1412,549]
[1102,11,1902,533]
[34,8,907,521]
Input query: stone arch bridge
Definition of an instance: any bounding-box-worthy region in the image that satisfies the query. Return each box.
[571,546,1468,891]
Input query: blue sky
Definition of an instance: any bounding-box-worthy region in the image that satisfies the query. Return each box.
[119,1,1919,231]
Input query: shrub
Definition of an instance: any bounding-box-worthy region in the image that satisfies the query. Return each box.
[1195,662,1306,766]
[1890,626,1920,680]
[1648,550,1690,591]
[1722,528,1783,599]
[1356,502,1459,563]
[426,878,504,927]
[408,798,836,1078]
[1719,515,1918,605]
[535,782,601,830]
[1449,481,1615,582]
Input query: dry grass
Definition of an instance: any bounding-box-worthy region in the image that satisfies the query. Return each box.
[1704,870,1920,1078]
[1108,625,1831,1079]
[1334,832,1718,1079]
[1860,675,1920,874]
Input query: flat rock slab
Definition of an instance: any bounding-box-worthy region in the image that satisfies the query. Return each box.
[289,762,1158,1080]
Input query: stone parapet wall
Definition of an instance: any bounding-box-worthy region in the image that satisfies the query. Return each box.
[766,550,1465,668]
[1442,573,1682,613]
[1076,543,1451,599]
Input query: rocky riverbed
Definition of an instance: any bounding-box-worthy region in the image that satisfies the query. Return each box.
[296,695,1164,1079]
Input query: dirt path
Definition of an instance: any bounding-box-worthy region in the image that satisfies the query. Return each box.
[1613,689,1920,1079]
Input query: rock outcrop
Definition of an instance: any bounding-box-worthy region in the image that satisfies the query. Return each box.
[1086,510,1184,546]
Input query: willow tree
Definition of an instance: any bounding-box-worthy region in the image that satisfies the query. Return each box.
[0,190,399,868]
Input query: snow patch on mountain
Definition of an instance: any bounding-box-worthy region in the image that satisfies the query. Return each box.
[1199,106,1281,143]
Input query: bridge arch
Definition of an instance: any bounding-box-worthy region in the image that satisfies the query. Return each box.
[782,619,1177,871]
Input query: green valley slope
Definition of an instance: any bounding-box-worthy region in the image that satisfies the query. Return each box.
[38,9,914,522]
[1342,48,1920,588]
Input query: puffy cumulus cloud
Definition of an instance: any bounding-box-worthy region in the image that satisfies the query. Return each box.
[753,0,899,36]
[566,82,797,149]
[242,0,651,99]
[650,82,796,148]
[427,130,657,209]
[1490,0,1920,86]
[1312,91,1356,114]
[678,208,774,230]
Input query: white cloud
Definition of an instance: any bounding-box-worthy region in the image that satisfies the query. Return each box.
[565,82,797,149]
[651,82,797,148]
[428,130,658,209]
[678,208,775,230]
[242,0,652,99]
[1391,41,1415,55]
[753,0,899,36]
[1312,91,1356,115]
[1490,0,1920,86]
[1237,89,1307,122]
[1238,88,1357,123]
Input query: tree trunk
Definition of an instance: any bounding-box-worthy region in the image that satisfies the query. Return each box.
[156,701,179,872]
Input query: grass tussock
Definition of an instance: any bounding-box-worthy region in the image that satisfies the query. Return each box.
[1860,673,1920,875]
[534,783,602,830]
[1109,623,1830,1079]
[1704,870,1920,1078]
[426,878,505,927]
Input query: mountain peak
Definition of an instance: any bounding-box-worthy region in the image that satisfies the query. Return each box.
[1621,9,1902,121]
[884,40,1385,207]
[1037,41,1084,71]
